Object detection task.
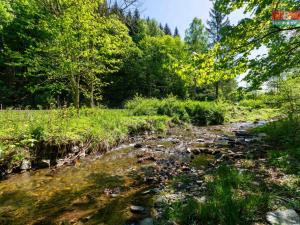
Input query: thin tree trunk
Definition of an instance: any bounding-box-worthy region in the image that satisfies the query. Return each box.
[215,81,219,100]
[90,82,95,108]
[70,74,80,115]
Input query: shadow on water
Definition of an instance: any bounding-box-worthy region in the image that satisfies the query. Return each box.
[0,172,127,225]
[0,143,156,225]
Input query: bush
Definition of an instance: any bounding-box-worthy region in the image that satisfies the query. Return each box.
[239,99,266,109]
[125,97,224,125]
[255,118,300,147]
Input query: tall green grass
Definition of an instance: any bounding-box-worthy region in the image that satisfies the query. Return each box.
[125,97,224,125]
[161,166,269,225]
[0,108,170,144]
[0,108,170,167]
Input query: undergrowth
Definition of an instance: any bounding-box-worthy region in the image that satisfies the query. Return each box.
[160,166,269,225]
[125,97,224,125]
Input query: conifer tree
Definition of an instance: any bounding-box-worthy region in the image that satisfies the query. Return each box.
[207,0,230,99]
[159,23,163,31]
[174,27,180,37]
[207,0,230,45]
[164,23,172,35]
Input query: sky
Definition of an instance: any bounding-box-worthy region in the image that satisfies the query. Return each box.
[140,0,247,37]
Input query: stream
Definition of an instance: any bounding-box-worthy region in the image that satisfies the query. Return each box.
[0,121,268,225]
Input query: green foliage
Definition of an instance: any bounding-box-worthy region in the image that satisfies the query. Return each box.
[0,0,14,30]
[161,166,269,225]
[185,18,209,53]
[277,76,300,118]
[255,118,300,147]
[216,0,299,88]
[125,97,224,125]
[239,99,266,109]
[224,104,280,122]
[102,35,189,105]
[0,109,170,145]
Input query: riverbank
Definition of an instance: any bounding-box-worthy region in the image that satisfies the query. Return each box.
[0,99,279,178]
[0,108,171,178]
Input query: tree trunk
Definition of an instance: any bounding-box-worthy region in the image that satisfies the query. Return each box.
[215,81,219,100]
[90,82,95,108]
[70,74,80,115]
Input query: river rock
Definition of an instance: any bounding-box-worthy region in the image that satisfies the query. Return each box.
[33,160,50,169]
[20,159,31,170]
[130,205,145,214]
[266,209,300,225]
[134,143,143,149]
[139,218,153,225]
[191,149,201,155]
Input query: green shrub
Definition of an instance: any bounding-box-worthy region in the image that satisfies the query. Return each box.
[255,118,300,147]
[239,99,266,109]
[125,97,224,125]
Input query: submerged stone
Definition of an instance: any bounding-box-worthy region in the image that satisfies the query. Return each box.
[130,205,145,214]
[139,218,153,225]
[134,143,143,149]
[267,209,300,225]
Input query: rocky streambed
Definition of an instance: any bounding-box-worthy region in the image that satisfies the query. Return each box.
[0,121,298,225]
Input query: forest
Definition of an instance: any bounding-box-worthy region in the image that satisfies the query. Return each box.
[0,0,299,224]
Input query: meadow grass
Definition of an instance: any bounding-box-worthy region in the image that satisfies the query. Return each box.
[224,105,280,122]
[0,108,170,143]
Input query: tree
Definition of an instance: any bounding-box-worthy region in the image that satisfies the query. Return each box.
[174,27,180,37]
[184,18,209,53]
[159,23,163,31]
[207,1,229,45]
[0,0,14,31]
[207,0,230,99]
[31,0,134,109]
[164,23,172,35]
[175,43,243,99]
[137,35,188,98]
[146,19,164,37]
[216,0,300,88]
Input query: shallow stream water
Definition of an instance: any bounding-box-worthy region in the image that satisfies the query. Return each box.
[0,122,266,225]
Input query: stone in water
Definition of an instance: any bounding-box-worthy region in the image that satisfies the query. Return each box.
[266,209,300,225]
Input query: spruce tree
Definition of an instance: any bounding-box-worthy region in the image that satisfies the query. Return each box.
[174,27,180,37]
[159,23,164,31]
[207,1,230,45]
[164,23,172,35]
[207,0,230,99]
[133,8,140,21]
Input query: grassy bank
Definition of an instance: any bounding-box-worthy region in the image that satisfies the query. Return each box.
[0,108,171,173]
